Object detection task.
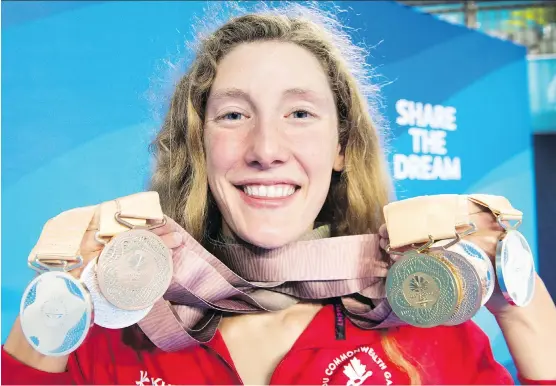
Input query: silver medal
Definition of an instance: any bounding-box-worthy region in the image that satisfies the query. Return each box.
[81,258,153,329]
[495,230,536,307]
[96,229,172,311]
[20,271,93,356]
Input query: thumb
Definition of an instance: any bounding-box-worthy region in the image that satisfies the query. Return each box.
[81,207,104,254]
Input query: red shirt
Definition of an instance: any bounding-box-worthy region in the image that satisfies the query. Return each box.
[0,304,551,385]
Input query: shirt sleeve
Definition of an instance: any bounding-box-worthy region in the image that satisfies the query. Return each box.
[458,322,556,385]
[456,321,515,385]
[1,347,75,385]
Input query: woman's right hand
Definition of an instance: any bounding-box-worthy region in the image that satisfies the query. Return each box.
[74,211,185,278]
[70,207,106,278]
[3,208,106,372]
[4,209,185,373]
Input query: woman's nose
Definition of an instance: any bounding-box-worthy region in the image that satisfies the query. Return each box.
[244,121,291,170]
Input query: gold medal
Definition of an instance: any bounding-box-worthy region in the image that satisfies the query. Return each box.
[386,250,459,328]
[429,248,482,326]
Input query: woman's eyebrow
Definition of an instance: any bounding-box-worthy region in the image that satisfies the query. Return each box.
[208,87,327,104]
[209,87,253,104]
[283,87,320,99]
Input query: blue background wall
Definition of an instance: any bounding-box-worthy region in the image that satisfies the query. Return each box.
[529,57,556,133]
[1,1,535,379]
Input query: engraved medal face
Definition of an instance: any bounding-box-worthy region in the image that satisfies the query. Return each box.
[433,240,495,306]
[81,258,153,329]
[386,251,459,328]
[496,230,536,307]
[96,229,172,311]
[429,248,482,326]
[20,271,93,356]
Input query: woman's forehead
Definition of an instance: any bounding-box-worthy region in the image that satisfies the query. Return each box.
[209,42,333,101]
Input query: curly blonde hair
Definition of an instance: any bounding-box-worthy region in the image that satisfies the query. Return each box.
[146,2,421,383]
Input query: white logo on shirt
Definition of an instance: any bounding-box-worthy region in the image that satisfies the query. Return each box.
[321,346,393,386]
[343,357,373,386]
[136,370,172,386]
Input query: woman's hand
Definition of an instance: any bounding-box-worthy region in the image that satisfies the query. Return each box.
[148,216,185,254]
[66,212,184,277]
[379,203,556,380]
[378,202,521,316]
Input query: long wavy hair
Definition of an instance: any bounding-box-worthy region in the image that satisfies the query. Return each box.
[127,2,421,383]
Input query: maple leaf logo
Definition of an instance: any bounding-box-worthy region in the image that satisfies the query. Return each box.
[343,357,373,386]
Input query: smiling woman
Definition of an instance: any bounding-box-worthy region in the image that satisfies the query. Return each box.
[204,41,345,249]
[3,2,556,386]
[152,7,392,250]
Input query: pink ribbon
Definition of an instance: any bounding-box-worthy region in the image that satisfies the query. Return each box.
[138,226,403,351]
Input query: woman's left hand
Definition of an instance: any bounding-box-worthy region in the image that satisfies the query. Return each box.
[379,203,556,380]
[378,201,525,317]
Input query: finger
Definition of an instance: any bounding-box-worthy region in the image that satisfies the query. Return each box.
[470,210,504,232]
[149,221,175,236]
[379,237,389,251]
[389,254,403,262]
[149,216,182,236]
[81,230,106,253]
[81,208,105,253]
[87,206,101,230]
[465,231,501,258]
[158,231,183,250]
[378,224,388,238]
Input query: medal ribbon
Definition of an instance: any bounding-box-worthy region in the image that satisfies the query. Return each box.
[26,192,525,353]
[137,224,405,351]
[137,193,524,351]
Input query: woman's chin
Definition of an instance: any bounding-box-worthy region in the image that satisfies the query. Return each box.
[238,229,304,250]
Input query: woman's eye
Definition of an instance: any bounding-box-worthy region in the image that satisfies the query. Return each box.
[218,112,244,121]
[290,110,312,119]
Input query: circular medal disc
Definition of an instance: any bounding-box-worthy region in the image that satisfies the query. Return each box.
[433,240,495,306]
[81,258,153,329]
[386,251,459,328]
[97,229,173,311]
[495,230,536,307]
[428,248,482,326]
[20,271,93,357]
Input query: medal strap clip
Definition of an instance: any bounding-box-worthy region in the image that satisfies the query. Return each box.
[29,253,84,273]
[384,195,477,251]
[94,192,166,245]
[467,194,523,231]
[114,210,167,231]
[386,223,477,256]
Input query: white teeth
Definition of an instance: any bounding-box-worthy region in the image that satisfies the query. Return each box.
[242,184,297,198]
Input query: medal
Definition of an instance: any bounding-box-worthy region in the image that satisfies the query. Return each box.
[428,248,482,326]
[386,251,459,328]
[20,271,93,356]
[495,230,536,307]
[96,229,172,311]
[433,239,495,306]
[81,258,153,329]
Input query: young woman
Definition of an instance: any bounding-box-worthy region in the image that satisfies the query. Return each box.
[3,3,556,385]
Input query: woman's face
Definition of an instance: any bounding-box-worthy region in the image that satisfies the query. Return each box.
[204,41,344,248]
